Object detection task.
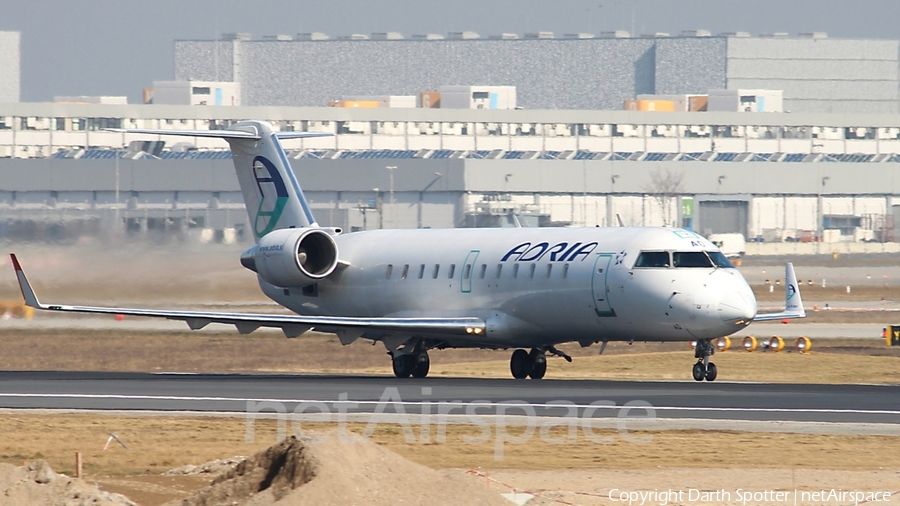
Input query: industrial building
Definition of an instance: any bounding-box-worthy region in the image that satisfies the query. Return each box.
[0,31,20,103]
[3,103,900,253]
[4,29,900,251]
[174,32,899,113]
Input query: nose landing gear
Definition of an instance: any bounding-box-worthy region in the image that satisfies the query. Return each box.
[692,338,718,382]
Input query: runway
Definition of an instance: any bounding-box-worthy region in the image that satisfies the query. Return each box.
[0,371,898,426]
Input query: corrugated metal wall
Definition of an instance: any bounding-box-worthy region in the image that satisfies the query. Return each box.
[175,38,658,110]
[0,32,20,103]
[654,37,727,95]
[174,35,900,114]
[725,38,900,114]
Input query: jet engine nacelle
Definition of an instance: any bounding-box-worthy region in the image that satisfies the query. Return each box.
[241,228,339,287]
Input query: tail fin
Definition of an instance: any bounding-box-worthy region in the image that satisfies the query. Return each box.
[106,122,331,240]
[753,262,806,321]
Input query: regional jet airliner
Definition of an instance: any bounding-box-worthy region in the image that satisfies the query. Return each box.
[9,121,805,381]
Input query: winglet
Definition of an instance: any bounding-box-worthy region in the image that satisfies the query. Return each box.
[9,254,43,308]
[783,262,806,317]
[753,262,806,321]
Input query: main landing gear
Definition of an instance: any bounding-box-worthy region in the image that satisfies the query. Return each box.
[509,347,572,380]
[392,351,430,378]
[692,338,717,382]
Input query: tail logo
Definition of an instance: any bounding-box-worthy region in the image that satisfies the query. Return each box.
[252,156,289,238]
[787,283,797,300]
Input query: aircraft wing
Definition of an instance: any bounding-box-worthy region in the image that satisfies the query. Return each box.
[753,262,806,321]
[9,254,484,339]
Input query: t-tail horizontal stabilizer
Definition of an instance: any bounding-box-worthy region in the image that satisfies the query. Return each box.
[753,262,806,321]
[106,122,334,237]
[103,127,333,140]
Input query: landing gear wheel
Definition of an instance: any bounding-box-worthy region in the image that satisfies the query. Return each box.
[392,354,415,378]
[529,350,547,380]
[704,362,718,382]
[692,362,706,382]
[411,352,430,378]
[510,349,531,379]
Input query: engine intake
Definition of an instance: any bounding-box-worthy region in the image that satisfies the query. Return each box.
[241,228,339,287]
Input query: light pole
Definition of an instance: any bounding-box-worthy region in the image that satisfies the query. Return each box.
[373,188,382,229]
[386,165,397,227]
[818,176,830,242]
[419,172,443,228]
[607,174,619,227]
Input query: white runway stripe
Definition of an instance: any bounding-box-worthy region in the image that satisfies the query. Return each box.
[1,392,898,416]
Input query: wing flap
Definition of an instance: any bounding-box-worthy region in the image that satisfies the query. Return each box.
[9,254,484,337]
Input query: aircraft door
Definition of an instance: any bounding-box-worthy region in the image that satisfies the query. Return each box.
[591,254,616,317]
[461,250,480,293]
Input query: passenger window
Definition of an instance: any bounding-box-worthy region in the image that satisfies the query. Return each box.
[634,251,670,268]
[385,265,393,279]
[546,264,552,278]
[401,264,409,279]
[433,264,440,279]
[563,263,569,278]
[496,264,502,278]
[463,264,471,279]
[529,263,536,278]
[707,251,736,268]
[673,251,714,268]
[513,264,519,278]
[418,264,425,279]
[448,264,456,278]
[479,264,487,279]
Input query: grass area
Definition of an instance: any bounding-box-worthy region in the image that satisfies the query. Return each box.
[431,348,900,383]
[1,414,899,478]
[1,329,899,383]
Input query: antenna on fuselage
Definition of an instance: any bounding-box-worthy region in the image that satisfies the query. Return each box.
[512,214,522,228]
[616,214,625,227]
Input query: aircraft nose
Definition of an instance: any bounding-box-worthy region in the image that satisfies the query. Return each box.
[718,290,756,324]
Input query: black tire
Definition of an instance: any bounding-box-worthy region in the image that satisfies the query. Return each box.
[705,362,718,382]
[510,349,531,379]
[529,353,547,379]
[692,362,706,382]
[392,354,415,378]
[411,352,430,378]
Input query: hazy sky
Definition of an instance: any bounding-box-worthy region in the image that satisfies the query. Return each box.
[3,0,900,103]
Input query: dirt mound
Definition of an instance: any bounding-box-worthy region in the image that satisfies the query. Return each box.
[0,459,136,506]
[168,437,318,505]
[169,433,510,506]
[163,456,247,478]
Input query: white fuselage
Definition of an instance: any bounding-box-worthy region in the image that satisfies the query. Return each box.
[259,227,757,349]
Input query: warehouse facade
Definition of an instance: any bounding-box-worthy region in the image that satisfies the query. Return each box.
[2,103,900,246]
[174,33,899,113]
[0,31,20,104]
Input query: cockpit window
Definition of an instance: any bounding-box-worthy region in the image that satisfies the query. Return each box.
[634,251,670,268]
[707,251,736,268]
[673,251,714,268]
